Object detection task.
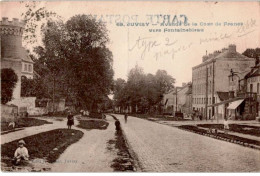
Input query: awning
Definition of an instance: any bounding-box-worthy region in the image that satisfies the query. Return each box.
[208,97,243,107]
[227,99,244,110]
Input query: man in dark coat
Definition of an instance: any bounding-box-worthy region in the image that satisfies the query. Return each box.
[115,119,121,131]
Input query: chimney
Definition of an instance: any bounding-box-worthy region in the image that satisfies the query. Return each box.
[1,17,9,25]
[221,48,228,52]
[213,50,221,57]
[228,44,236,53]
[13,18,19,25]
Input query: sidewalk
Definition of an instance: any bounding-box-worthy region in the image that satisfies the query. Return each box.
[1,118,66,145]
[152,119,260,127]
[51,115,116,172]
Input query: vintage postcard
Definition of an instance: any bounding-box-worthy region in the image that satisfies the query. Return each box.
[0,0,260,173]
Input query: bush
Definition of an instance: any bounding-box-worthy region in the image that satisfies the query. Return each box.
[1,68,18,104]
[89,112,103,119]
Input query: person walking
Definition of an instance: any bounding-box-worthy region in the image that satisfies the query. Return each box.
[124,113,128,123]
[115,119,121,131]
[224,117,229,134]
[67,111,74,129]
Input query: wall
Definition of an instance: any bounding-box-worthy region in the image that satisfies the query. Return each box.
[1,104,18,122]
[215,59,254,92]
[47,99,66,112]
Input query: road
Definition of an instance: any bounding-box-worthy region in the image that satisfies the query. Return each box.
[113,114,260,172]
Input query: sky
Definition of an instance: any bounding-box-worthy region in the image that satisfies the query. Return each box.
[1,1,259,86]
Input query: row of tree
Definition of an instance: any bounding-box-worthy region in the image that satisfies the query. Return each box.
[113,66,175,114]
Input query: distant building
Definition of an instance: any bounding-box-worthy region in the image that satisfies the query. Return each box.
[163,82,192,117]
[192,44,255,120]
[1,17,34,114]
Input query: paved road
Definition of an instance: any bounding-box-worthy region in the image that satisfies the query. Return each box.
[51,115,116,172]
[113,114,260,172]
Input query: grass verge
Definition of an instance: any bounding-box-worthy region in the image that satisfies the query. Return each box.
[107,115,136,172]
[1,118,52,132]
[197,124,260,137]
[179,125,260,147]
[77,120,109,130]
[1,129,83,167]
[123,113,188,121]
[109,131,135,172]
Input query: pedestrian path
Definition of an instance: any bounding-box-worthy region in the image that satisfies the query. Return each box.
[51,115,116,172]
[1,118,65,145]
[114,114,260,172]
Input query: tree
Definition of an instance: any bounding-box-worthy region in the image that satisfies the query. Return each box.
[242,48,260,65]
[113,78,128,111]
[34,15,114,112]
[112,66,175,114]
[21,1,62,46]
[21,76,47,98]
[1,68,18,104]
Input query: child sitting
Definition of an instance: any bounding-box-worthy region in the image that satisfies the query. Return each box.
[12,140,29,165]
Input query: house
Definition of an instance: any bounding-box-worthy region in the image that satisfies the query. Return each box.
[208,62,260,120]
[163,83,192,117]
[192,44,255,120]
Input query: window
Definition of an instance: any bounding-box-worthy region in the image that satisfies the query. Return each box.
[209,81,211,93]
[24,64,27,71]
[250,84,253,93]
[28,64,32,72]
[257,83,260,94]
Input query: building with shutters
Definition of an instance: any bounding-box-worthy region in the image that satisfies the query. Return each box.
[192,44,255,120]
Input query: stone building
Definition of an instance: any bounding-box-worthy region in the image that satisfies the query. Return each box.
[1,17,34,112]
[192,44,255,120]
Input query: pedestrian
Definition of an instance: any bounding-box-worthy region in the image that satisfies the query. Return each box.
[115,119,121,131]
[12,140,29,165]
[211,115,214,122]
[224,117,229,134]
[67,111,74,129]
[124,113,128,123]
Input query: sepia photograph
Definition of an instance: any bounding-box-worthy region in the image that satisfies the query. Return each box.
[0,0,260,173]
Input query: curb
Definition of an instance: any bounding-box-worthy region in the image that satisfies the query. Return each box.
[108,114,142,172]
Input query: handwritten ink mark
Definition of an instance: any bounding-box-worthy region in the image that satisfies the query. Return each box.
[237,29,256,37]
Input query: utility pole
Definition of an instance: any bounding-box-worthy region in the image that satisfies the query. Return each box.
[212,61,215,120]
[205,67,208,120]
[53,75,55,113]
[175,88,178,113]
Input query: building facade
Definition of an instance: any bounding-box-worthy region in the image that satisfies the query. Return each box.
[1,17,34,111]
[192,44,255,120]
[163,83,192,117]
